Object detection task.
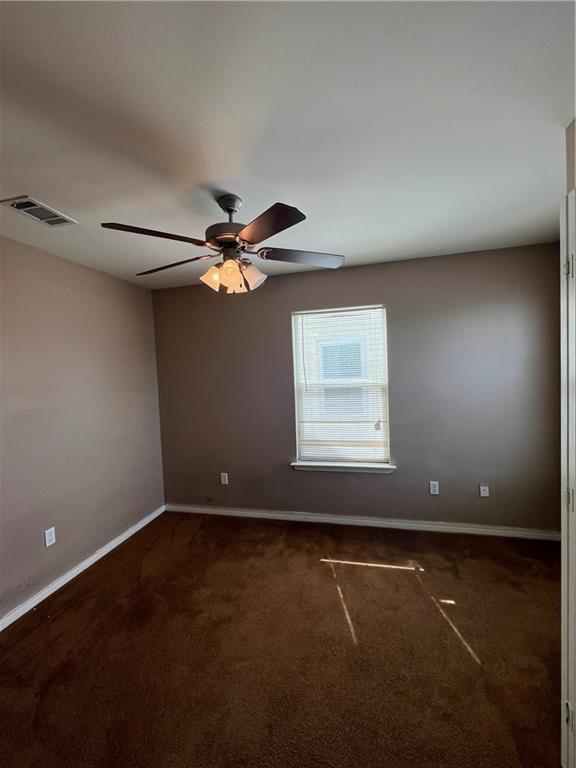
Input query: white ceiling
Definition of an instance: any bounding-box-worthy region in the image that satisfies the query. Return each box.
[0,2,573,289]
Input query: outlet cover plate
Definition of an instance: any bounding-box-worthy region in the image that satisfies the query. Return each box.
[44,527,56,547]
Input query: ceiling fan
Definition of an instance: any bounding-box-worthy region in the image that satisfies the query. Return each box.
[101,194,344,294]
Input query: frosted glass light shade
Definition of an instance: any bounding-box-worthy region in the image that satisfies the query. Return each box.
[199,265,221,292]
[227,282,247,294]
[242,263,267,290]
[219,260,244,290]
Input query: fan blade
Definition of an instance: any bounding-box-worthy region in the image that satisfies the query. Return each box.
[236,203,305,245]
[102,222,214,249]
[258,247,344,269]
[137,254,217,276]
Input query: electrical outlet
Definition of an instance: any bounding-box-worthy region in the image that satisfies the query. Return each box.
[220,472,229,485]
[479,484,490,498]
[44,527,56,547]
[429,480,440,496]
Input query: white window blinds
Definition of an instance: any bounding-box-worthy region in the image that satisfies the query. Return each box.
[292,305,390,464]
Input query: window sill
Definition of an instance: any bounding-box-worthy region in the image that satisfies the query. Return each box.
[290,461,397,474]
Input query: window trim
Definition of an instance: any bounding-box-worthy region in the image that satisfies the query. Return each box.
[291,460,397,473]
[291,304,393,471]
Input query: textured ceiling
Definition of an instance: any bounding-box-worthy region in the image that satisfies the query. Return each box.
[0,2,573,288]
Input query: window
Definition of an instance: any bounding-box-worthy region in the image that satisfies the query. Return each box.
[319,337,366,379]
[318,337,368,416]
[291,305,391,468]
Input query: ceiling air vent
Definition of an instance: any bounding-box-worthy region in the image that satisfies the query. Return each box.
[1,196,77,226]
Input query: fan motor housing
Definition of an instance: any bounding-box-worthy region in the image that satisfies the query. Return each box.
[205,221,244,248]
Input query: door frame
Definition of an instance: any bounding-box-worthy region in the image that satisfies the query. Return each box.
[561,188,576,768]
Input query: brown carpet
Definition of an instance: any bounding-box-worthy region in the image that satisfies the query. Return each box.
[0,512,560,768]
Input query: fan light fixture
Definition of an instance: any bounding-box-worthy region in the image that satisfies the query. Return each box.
[199,259,267,294]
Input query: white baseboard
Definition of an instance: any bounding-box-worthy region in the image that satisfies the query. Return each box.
[0,504,166,633]
[166,503,561,541]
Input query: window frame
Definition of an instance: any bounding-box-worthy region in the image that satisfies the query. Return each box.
[290,304,396,473]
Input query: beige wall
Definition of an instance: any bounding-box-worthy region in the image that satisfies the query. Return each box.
[153,242,560,531]
[0,236,164,617]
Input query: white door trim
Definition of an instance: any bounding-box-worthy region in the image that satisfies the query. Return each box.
[561,189,576,768]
